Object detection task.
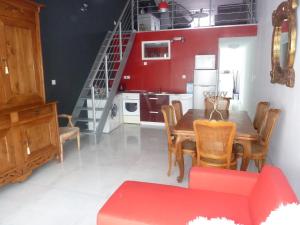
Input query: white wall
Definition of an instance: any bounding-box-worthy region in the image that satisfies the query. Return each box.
[250,0,300,197]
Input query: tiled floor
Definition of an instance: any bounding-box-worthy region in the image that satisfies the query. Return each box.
[0,125,190,225]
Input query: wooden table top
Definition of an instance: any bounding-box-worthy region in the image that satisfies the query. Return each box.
[173,109,258,140]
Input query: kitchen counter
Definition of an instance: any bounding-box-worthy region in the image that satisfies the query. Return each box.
[120,91,193,125]
[120,90,190,95]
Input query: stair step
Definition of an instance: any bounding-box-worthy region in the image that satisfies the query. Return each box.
[74,118,101,122]
[110,38,131,41]
[106,53,124,55]
[93,79,115,81]
[107,60,121,63]
[99,69,118,72]
[108,44,129,47]
[77,107,104,111]
[80,97,106,100]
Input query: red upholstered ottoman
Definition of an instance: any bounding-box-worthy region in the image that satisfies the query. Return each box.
[97,166,298,225]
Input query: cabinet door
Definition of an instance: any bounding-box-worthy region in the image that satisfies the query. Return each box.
[0,128,17,176]
[0,17,44,108]
[0,19,9,105]
[20,116,59,169]
[140,95,169,122]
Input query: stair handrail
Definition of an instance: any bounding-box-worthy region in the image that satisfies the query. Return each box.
[88,0,133,88]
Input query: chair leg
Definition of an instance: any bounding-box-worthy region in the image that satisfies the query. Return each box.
[167,149,172,176]
[254,160,259,168]
[258,159,266,173]
[76,133,80,151]
[60,143,64,162]
[192,155,197,166]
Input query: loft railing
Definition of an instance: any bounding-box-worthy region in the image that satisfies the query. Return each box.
[135,0,256,31]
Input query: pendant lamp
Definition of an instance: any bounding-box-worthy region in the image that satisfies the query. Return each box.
[158,0,169,13]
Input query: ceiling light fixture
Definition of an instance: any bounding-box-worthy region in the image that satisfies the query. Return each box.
[80,2,89,12]
[158,0,169,13]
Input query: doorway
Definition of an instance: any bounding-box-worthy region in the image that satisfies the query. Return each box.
[218,37,257,111]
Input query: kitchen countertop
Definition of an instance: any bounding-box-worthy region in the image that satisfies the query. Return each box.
[119,90,191,95]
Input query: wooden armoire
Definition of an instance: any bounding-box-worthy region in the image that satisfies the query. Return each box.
[0,0,60,186]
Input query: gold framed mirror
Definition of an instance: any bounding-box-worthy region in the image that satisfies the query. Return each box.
[270,0,298,88]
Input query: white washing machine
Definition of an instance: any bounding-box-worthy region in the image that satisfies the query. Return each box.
[87,94,122,133]
[122,93,140,124]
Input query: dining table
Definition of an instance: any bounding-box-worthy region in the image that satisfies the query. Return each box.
[172,109,258,183]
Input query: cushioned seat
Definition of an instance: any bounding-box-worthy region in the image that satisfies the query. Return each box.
[98,181,252,225]
[59,127,80,139]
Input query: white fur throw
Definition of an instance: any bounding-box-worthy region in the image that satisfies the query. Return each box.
[188,216,239,225]
[261,203,300,225]
[188,203,300,225]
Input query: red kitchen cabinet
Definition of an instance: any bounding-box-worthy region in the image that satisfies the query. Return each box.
[140,94,169,122]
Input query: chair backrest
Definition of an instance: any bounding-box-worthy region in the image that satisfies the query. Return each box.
[161,105,176,146]
[253,102,270,132]
[259,109,280,148]
[205,96,230,111]
[171,100,183,123]
[58,114,74,127]
[193,120,236,168]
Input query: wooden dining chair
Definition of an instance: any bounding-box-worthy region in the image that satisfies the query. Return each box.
[205,96,230,111]
[58,114,80,162]
[161,105,196,176]
[234,109,280,172]
[193,120,237,169]
[253,101,270,133]
[171,100,183,124]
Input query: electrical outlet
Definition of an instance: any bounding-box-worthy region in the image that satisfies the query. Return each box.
[124,75,131,80]
[51,80,56,85]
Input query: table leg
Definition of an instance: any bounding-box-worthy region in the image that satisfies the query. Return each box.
[175,135,184,183]
[239,140,252,171]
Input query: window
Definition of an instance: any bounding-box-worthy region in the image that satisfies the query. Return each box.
[142,40,171,60]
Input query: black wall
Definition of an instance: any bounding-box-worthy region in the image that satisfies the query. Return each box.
[36,0,126,114]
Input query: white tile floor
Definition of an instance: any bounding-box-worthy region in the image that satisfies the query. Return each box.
[0,125,190,225]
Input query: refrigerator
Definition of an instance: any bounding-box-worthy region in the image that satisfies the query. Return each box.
[193,55,217,109]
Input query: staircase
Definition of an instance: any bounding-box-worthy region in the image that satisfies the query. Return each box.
[72,0,136,134]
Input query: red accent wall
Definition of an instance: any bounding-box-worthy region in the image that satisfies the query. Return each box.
[122,25,257,93]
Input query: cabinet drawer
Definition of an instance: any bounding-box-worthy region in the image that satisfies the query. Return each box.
[18,105,53,122]
[140,110,164,122]
[140,94,169,110]
[146,95,169,110]
[140,94,169,122]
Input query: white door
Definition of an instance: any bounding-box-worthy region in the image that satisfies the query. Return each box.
[193,85,216,109]
[219,72,234,98]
